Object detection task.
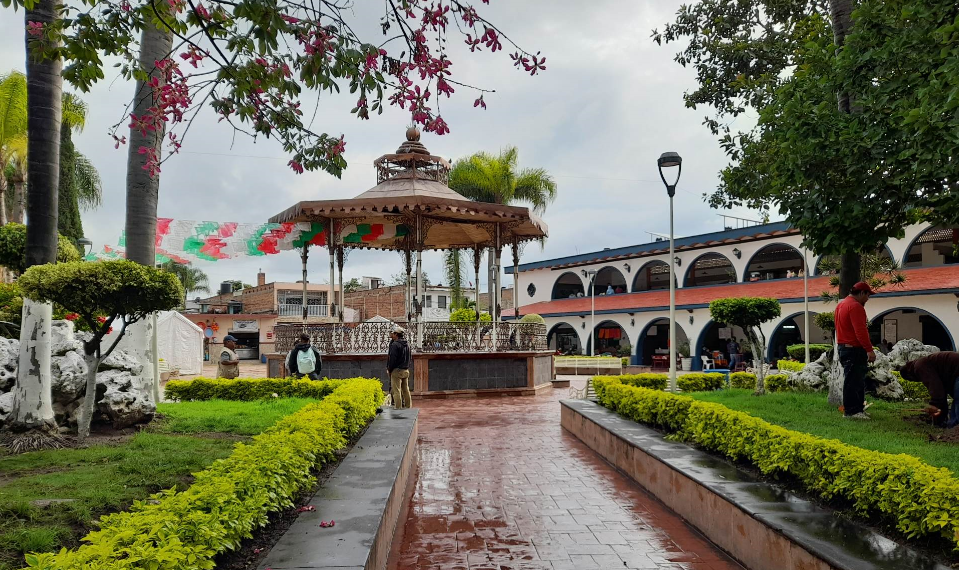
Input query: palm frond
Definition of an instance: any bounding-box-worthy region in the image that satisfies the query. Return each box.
[513,167,557,213]
[73,152,102,210]
[0,72,28,146]
[61,92,88,132]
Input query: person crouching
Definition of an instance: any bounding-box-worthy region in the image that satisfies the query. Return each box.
[287,333,322,380]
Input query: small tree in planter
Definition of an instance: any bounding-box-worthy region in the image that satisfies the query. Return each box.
[709,297,781,395]
[18,260,182,439]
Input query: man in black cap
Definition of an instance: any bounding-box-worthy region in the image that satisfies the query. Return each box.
[834,281,876,419]
[899,352,959,428]
[218,335,240,379]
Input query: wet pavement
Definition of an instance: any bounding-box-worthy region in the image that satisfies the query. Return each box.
[387,384,743,569]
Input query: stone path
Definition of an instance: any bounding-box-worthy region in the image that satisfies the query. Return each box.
[387,385,743,569]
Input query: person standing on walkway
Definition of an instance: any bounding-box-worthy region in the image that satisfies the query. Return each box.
[899,351,959,428]
[287,333,323,380]
[388,325,412,408]
[217,335,241,379]
[835,281,875,419]
[727,336,740,370]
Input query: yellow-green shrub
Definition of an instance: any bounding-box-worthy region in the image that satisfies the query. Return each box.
[765,374,791,392]
[730,371,756,389]
[165,376,357,401]
[596,383,959,550]
[594,373,667,391]
[892,371,931,401]
[25,379,384,570]
[677,373,726,392]
[777,360,804,372]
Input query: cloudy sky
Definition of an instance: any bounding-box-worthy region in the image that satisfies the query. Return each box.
[0,1,761,294]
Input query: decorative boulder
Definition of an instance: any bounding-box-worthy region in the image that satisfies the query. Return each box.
[792,352,831,392]
[0,320,155,431]
[885,338,939,368]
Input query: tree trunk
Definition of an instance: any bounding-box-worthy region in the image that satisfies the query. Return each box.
[124,23,172,405]
[9,299,56,433]
[0,176,8,226]
[9,0,63,438]
[746,326,766,395]
[13,180,26,224]
[78,352,101,440]
[838,251,861,298]
[124,24,171,266]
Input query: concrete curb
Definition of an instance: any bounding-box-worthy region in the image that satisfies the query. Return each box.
[258,407,418,570]
[561,399,949,570]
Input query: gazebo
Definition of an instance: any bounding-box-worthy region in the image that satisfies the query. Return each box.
[266,128,554,397]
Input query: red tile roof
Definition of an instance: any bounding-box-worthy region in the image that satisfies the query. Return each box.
[519,266,959,316]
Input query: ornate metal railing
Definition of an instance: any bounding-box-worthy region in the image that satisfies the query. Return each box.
[274,321,547,354]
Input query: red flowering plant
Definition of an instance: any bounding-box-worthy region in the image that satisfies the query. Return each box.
[17,0,545,178]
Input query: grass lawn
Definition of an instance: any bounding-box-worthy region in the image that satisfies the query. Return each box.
[688,389,959,475]
[0,398,316,570]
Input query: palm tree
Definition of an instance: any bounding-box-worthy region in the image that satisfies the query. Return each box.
[447,146,557,314]
[161,261,211,305]
[8,0,65,446]
[0,71,28,227]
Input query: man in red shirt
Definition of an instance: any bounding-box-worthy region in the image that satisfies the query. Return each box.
[834,281,876,419]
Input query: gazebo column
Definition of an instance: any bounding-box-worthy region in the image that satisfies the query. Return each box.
[512,240,520,319]
[336,246,345,323]
[473,244,482,345]
[491,223,502,347]
[415,215,424,350]
[327,219,336,320]
[403,247,413,324]
[300,244,309,322]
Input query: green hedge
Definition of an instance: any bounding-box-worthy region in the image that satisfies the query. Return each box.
[26,379,384,570]
[777,360,805,373]
[786,344,832,362]
[594,373,726,393]
[593,381,959,550]
[165,377,351,401]
[730,372,791,392]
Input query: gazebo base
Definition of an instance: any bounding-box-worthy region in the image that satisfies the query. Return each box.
[266,350,555,397]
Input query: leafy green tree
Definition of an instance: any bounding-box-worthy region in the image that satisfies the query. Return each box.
[817,251,905,302]
[160,261,210,304]
[655,0,959,296]
[19,260,182,440]
[344,277,362,293]
[57,93,102,243]
[391,271,430,287]
[709,297,781,394]
[0,222,80,275]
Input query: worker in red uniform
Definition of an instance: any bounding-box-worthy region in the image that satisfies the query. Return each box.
[834,281,875,419]
[899,352,959,428]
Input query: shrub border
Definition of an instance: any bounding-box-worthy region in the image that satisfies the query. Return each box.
[26,378,384,570]
[593,378,959,551]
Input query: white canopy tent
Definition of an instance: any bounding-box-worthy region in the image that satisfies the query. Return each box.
[155,312,204,375]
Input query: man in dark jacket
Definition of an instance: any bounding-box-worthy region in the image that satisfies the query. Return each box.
[387,325,412,408]
[899,351,959,428]
[287,333,322,380]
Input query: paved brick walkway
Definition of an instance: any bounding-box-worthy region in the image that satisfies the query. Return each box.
[387,387,743,569]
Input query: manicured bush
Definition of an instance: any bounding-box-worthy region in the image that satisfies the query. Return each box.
[519,313,545,324]
[777,360,805,373]
[596,383,959,551]
[786,344,832,362]
[764,374,791,393]
[892,371,931,401]
[730,371,756,389]
[25,378,384,570]
[677,373,726,392]
[621,357,629,367]
[165,377,352,401]
[450,308,491,322]
[593,373,668,391]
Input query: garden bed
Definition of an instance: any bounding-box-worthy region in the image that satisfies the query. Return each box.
[0,398,316,570]
[4,377,382,570]
[592,377,959,562]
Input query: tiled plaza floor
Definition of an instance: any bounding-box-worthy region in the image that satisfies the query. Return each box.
[387,385,743,570]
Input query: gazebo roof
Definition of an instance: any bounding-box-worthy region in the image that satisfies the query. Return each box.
[269,128,548,251]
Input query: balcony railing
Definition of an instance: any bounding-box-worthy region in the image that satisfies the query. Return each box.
[278,303,330,318]
[274,321,547,354]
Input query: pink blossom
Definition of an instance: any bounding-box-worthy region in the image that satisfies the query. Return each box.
[281,14,299,24]
[288,160,304,174]
[26,21,43,37]
[328,135,346,158]
[426,116,449,135]
[119,0,131,11]
[473,95,486,109]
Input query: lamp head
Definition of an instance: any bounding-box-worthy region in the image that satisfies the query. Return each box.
[77,237,93,252]
[657,152,683,197]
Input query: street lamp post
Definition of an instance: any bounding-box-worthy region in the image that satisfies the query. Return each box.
[658,152,682,393]
[587,269,597,356]
[77,237,93,257]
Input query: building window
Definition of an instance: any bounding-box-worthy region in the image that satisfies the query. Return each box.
[438,295,447,309]
[426,295,432,308]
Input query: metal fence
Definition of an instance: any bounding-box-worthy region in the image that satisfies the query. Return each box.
[278,304,331,317]
[274,321,547,354]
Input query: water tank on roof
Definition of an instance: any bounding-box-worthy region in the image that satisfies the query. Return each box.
[220,282,232,295]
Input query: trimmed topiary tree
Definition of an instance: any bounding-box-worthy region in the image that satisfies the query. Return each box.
[0,222,80,275]
[709,297,781,395]
[450,307,492,322]
[18,260,182,439]
[519,313,546,324]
